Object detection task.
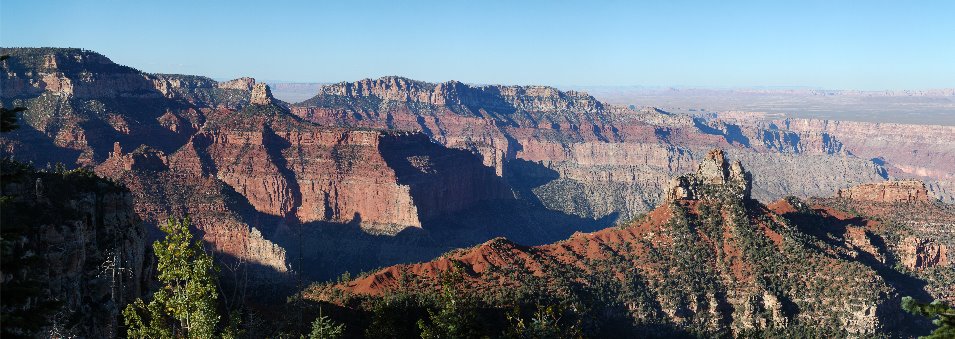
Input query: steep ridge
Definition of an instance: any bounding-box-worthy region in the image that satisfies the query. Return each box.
[310,150,948,336]
[292,76,888,220]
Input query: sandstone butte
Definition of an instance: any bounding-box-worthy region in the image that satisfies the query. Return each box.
[837,180,930,203]
[311,150,955,337]
[1,47,952,285]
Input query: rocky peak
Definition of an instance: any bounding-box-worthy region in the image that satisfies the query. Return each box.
[104,143,168,172]
[666,149,752,201]
[250,83,274,105]
[218,77,256,91]
[837,180,931,203]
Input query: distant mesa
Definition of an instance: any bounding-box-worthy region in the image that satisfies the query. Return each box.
[217,76,278,106]
[217,77,256,91]
[837,180,931,203]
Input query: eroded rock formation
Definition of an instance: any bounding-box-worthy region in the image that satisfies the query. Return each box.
[666,149,752,201]
[837,180,931,203]
[249,83,274,105]
[900,237,949,270]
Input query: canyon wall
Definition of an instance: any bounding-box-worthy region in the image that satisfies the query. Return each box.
[705,112,955,203]
[291,76,888,220]
[1,48,927,284]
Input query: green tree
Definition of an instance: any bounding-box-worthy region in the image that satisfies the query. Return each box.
[504,304,581,339]
[902,296,955,339]
[307,308,345,339]
[123,218,221,338]
[364,289,424,338]
[417,264,484,339]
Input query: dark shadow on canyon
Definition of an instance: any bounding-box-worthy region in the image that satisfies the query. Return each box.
[220,132,617,284]
[693,118,751,147]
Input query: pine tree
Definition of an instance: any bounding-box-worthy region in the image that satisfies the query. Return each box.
[307,308,345,339]
[902,296,955,339]
[123,218,221,338]
[504,304,582,339]
[417,264,483,339]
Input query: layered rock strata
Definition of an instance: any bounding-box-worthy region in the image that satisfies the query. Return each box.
[291,77,888,221]
[837,180,931,203]
[0,48,913,284]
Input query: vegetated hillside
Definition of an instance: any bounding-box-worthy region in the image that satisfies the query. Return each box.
[307,150,952,337]
[0,159,146,338]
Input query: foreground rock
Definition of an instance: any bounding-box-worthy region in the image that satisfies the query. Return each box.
[0,160,146,338]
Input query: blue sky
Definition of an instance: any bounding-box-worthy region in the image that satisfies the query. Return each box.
[2,0,953,89]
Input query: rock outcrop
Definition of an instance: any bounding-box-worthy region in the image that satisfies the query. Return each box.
[900,237,950,270]
[109,142,169,171]
[249,83,274,105]
[666,149,752,201]
[837,180,931,203]
[218,77,256,91]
